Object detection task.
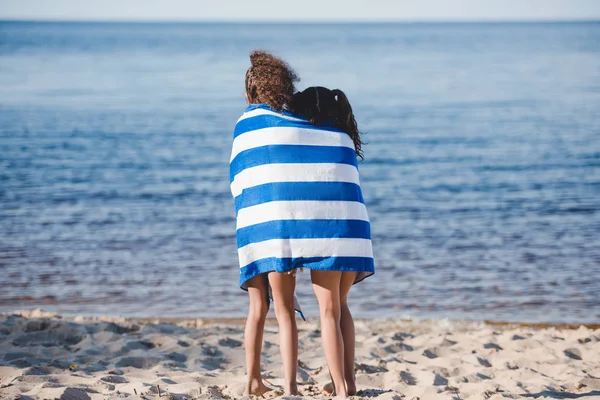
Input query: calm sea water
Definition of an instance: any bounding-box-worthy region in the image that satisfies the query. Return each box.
[1,21,599,323]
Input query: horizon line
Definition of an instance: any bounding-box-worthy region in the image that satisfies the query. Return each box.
[2,18,600,24]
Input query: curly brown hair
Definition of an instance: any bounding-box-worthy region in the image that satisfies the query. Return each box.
[245,50,299,112]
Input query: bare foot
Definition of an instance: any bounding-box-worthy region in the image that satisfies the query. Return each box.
[244,378,272,397]
[323,382,356,397]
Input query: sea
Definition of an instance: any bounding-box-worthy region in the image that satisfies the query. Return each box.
[1,21,599,323]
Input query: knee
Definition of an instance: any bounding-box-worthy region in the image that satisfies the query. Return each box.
[273,299,295,320]
[341,301,350,315]
[249,298,269,321]
[319,301,341,322]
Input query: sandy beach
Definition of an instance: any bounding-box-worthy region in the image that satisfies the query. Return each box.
[0,310,599,400]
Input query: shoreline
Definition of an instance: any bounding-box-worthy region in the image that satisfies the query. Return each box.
[4,309,599,330]
[1,309,599,399]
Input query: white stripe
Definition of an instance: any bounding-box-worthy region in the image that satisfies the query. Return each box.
[236,200,370,229]
[231,163,360,197]
[238,238,373,268]
[236,108,307,123]
[231,126,354,162]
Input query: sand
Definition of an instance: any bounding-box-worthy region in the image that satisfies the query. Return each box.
[0,309,599,400]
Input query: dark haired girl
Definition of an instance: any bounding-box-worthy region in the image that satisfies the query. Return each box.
[288,87,372,397]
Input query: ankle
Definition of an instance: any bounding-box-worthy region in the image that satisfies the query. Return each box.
[247,376,262,389]
[333,380,348,397]
[284,381,298,395]
[346,379,357,395]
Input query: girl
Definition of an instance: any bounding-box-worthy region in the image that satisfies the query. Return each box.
[231,50,301,396]
[232,51,374,397]
[288,87,373,397]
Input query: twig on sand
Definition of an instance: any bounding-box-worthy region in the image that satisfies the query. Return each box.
[158,385,161,397]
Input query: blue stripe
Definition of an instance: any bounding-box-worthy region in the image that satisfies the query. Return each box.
[234,114,343,139]
[240,256,375,288]
[230,145,358,182]
[236,219,371,248]
[234,182,364,211]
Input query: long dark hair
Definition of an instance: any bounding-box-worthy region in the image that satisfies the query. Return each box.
[288,86,363,159]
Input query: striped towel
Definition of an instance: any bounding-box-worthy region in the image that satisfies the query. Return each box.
[230,104,375,292]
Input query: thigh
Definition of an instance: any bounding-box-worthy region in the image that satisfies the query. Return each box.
[340,272,358,303]
[311,270,343,310]
[246,274,269,305]
[267,272,296,307]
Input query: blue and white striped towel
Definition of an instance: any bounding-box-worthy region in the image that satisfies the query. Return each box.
[230,104,375,291]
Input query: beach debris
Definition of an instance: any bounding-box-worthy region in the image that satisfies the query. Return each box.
[68,363,77,371]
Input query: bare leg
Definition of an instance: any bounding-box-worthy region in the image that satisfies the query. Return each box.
[244,274,271,396]
[311,270,347,398]
[267,272,298,395]
[340,272,358,396]
[320,272,357,396]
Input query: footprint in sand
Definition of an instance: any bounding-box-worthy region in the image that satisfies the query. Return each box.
[115,356,161,369]
[564,348,582,360]
[356,362,389,373]
[385,342,414,352]
[477,357,492,367]
[167,352,187,362]
[433,373,448,386]
[439,338,457,347]
[121,340,156,352]
[422,348,438,359]
[201,344,222,357]
[400,371,417,385]
[218,337,242,348]
[100,375,128,384]
[484,342,503,351]
[392,332,414,341]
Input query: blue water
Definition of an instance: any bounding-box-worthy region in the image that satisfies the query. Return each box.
[1,21,599,323]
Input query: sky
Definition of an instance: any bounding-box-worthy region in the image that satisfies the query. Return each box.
[0,0,599,22]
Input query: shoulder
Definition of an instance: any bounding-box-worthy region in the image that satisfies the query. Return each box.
[234,105,315,138]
